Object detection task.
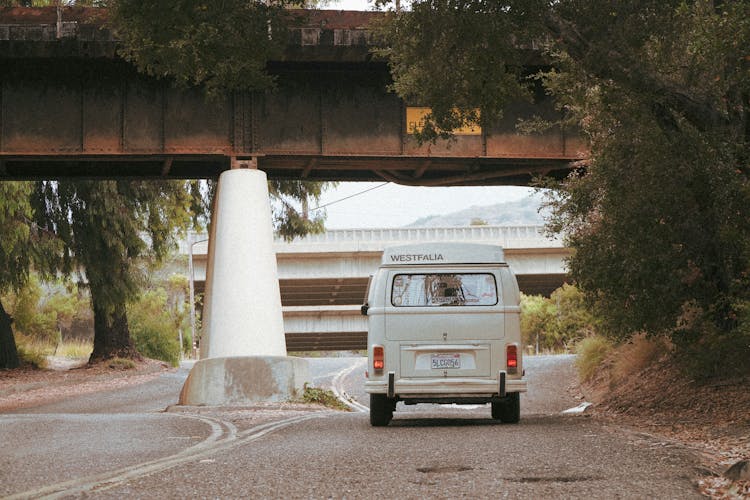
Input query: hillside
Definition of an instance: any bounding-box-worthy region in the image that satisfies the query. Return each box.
[406,195,547,227]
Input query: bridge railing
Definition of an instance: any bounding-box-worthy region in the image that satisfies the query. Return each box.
[275,225,563,252]
[182,225,563,256]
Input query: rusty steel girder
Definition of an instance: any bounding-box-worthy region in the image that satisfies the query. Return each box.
[0,9,586,186]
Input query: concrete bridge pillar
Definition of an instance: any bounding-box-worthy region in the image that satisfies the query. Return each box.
[179,168,309,405]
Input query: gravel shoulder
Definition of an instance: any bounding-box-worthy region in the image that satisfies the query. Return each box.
[579,355,750,498]
[0,357,172,412]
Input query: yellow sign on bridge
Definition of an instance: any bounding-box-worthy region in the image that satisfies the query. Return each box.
[405,107,482,136]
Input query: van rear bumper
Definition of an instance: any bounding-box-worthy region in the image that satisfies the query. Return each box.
[365,377,527,398]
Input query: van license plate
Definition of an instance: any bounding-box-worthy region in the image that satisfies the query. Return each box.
[431,354,461,369]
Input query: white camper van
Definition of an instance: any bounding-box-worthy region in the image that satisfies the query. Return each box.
[362,243,527,426]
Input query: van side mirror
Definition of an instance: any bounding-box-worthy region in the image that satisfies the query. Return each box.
[360,303,369,316]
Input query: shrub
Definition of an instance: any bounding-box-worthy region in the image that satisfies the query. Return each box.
[2,276,92,344]
[301,384,351,411]
[521,285,598,353]
[521,293,557,351]
[575,335,613,382]
[3,276,56,343]
[14,334,49,369]
[672,299,750,379]
[611,333,667,383]
[128,290,181,366]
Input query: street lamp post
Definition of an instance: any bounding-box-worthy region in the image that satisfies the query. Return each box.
[187,231,208,360]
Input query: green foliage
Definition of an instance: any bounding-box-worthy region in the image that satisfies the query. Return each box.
[672,300,750,379]
[301,384,351,411]
[2,277,91,343]
[43,284,90,338]
[13,332,53,368]
[375,0,546,141]
[0,183,34,294]
[141,268,193,355]
[380,0,750,376]
[128,289,181,366]
[0,182,63,369]
[520,293,556,350]
[574,335,612,383]
[0,1,105,6]
[269,180,329,242]
[544,4,750,376]
[4,276,52,341]
[521,285,596,353]
[15,342,48,369]
[109,0,304,99]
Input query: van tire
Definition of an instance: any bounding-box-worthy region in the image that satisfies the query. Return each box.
[370,394,394,426]
[491,392,520,423]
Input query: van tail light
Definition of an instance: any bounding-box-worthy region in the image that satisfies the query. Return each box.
[373,345,385,372]
[506,344,518,374]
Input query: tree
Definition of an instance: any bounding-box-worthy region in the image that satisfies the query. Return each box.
[269,180,327,241]
[32,177,327,364]
[0,183,60,369]
[379,1,750,375]
[0,184,33,368]
[34,180,202,363]
[108,0,305,99]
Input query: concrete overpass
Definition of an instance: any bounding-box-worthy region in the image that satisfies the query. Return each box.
[0,7,585,186]
[187,225,569,351]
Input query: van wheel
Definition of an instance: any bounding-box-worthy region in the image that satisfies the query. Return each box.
[491,392,520,423]
[370,394,394,427]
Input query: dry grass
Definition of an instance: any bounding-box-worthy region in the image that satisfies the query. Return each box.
[55,339,92,359]
[15,334,51,369]
[14,336,93,368]
[108,357,137,370]
[609,333,668,386]
[574,335,613,382]
[579,336,750,499]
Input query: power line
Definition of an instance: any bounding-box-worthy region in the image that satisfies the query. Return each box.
[311,182,390,211]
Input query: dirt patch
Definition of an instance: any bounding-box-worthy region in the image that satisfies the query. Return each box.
[580,348,750,498]
[0,357,172,411]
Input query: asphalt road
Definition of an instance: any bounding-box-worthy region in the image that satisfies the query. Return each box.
[0,356,706,499]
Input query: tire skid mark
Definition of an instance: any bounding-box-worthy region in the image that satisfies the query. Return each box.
[7,412,323,499]
[331,358,369,413]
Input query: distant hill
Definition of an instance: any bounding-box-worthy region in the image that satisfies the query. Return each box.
[406,195,547,227]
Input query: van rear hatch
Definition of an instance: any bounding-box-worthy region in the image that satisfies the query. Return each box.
[385,270,504,379]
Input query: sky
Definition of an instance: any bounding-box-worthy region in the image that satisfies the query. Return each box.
[312,183,536,229]
[325,0,377,10]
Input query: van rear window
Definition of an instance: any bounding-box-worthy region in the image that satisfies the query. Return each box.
[391,273,498,307]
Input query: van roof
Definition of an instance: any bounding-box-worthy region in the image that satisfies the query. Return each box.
[381,243,506,265]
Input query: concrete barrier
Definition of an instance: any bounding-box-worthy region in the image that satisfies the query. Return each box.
[179,356,310,405]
